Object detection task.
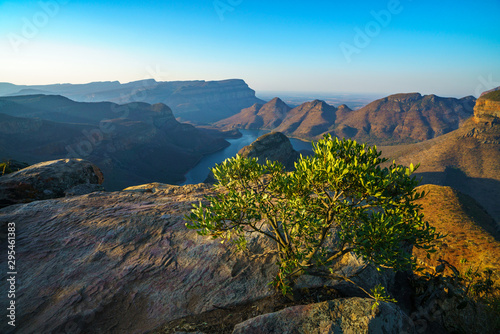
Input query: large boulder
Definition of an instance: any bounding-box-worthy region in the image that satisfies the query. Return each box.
[232,297,415,334]
[0,158,104,208]
[237,132,301,170]
[0,182,397,334]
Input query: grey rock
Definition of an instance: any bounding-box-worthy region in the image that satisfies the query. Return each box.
[65,183,105,196]
[0,158,104,208]
[232,297,415,334]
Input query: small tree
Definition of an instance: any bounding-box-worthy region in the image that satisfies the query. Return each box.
[186,134,440,300]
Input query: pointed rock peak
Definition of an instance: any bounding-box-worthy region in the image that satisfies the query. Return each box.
[337,104,352,111]
[304,99,336,111]
[301,99,323,108]
[263,97,290,110]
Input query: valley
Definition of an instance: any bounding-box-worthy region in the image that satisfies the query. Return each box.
[1,80,499,334]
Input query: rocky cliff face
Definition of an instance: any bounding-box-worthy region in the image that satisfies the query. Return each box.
[474,88,500,121]
[165,80,263,123]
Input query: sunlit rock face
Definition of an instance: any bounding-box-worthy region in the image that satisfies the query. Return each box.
[474,88,500,122]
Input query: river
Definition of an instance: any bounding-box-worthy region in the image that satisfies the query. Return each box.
[182,129,313,185]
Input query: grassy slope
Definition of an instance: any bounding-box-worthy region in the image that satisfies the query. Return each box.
[379,117,500,223]
[482,90,500,102]
[415,184,500,283]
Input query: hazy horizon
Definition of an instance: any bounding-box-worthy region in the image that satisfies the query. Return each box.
[1,0,499,97]
[0,78,478,102]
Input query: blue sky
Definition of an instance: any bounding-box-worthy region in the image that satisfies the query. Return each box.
[1,0,499,97]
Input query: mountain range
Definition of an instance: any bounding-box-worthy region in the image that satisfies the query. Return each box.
[381,89,500,222]
[0,79,264,124]
[215,93,476,145]
[0,95,230,190]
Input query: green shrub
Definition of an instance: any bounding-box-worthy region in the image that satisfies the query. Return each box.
[186,134,441,299]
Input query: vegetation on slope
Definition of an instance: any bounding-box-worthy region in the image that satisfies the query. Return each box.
[414,184,500,282]
[482,90,500,101]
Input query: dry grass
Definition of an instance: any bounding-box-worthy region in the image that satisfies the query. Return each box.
[414,184,500,284]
